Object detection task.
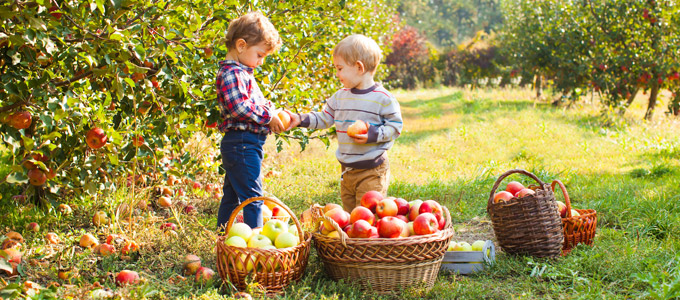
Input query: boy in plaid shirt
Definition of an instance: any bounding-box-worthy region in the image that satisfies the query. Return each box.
[215,11,287,231]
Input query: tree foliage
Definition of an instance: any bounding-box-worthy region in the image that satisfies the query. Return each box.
[0,0,397,204]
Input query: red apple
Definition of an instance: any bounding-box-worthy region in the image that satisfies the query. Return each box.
[86,127,107,149]
[94,243,115,256]
[184,205,196,214]
[25,222,39,232]
[323,207,350,230]
[348,219,373,238]
[408,201,423,221]
[436,214,446,230]
[192,182,202,190]
[132,135,144,147]
[394,198,410,215]
[323,203,342,213]
[183,254,202,276]
[360,190,383,212]
[505,181,525,196]
[160,222,177,232]
[413,213,439,235]
[195,267,215,283]
[395,214,409,223]
[368,226,379,238]
[419,200,443,219]
[9,111,32,130]
[493,191,513,203]
[27,168,47,186]
[376,198,398,218]
[347,120,368,138]
[349,206,375,225]
[115,270,140,286]
[556,201,567,218]
[515,188,535,198]
[376,216,406,238]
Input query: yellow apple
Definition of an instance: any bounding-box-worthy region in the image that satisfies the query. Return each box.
[274,232,298,248]
[247,234,272,249]
[261,219,288,242]
[225,236,247,248]
[228,223,253,241]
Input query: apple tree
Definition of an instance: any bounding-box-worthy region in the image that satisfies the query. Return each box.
[0,0,397,206]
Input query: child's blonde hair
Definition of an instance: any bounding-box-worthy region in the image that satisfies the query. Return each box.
[225,11,282,52]
[333,34,382,73]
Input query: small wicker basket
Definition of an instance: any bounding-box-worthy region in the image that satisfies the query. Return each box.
[311,205,454,294]
[487,169,564,258]
[551,180,598,255]
[215,197,311,294]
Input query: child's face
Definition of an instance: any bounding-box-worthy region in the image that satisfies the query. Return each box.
[333,55,363,89]
[237,41,273,68]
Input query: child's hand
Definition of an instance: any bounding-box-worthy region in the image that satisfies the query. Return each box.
[269,113,285,133]
[351,134,368,144]
[286,110,301,130]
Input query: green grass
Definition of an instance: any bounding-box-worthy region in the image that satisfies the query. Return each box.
[2,87,680,299]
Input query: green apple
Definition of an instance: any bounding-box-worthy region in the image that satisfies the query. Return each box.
[471,240,485,252]
[228,223,253,241]
[261,245,277,250]
[458,241,472,251]
[408,199,423,207]
[262,219,288,242]
[235,254,254,272]
[275,232,298,248]
[225,236,247,248]
[407,221,415,236]
[288,225,299,236]
[247,234,273,249]
[447,240,457,251]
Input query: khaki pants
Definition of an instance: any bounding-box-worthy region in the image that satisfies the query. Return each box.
[340,160,390,212]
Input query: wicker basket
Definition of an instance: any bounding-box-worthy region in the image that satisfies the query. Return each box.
[215,197,311,294]
[311,205,454,294]
[487,169,564,258]
[551,180,598,255]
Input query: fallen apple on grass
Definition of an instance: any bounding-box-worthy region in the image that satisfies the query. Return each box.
[115,270,140,286]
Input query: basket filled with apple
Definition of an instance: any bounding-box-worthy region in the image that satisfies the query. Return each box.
[551,180,598,255]
[441,240,495,274]
[488,169,564,258]
[215,196,312,294]
[309,191,454,294]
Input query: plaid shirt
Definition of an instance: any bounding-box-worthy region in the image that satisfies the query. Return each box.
[216,60,273,133]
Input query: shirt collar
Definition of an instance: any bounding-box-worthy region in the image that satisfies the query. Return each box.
[351,83,379,94]
[219,60,254,73]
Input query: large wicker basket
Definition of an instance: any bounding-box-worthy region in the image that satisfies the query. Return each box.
[551,180,598,255]
[215,197,311,294]
[487,169,564,258]
[311,205,454,294]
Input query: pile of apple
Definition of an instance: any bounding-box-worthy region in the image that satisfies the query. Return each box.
[318,190,448,239]
[225,219,300,250]
[233,201,291,224]
[492,181,536,203]
[447,240,487,252]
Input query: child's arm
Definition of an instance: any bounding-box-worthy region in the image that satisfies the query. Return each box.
[290,94,337,130]
[366,99,402,144]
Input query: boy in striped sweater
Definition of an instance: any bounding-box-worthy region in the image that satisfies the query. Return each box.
[288,34,403,212]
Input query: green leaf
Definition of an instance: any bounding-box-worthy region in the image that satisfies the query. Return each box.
[21,135,35,151]
[0,258,12,274]
[28,16,47,31]
[109,31,126,41]
[0,7,16,19]
[6,172,28,184]
[96,0,106,14]
[108,153,119,165]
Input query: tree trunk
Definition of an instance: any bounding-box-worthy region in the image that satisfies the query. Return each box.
[618,87,639,116]
[535,75,542,99]
[644,81,660,121]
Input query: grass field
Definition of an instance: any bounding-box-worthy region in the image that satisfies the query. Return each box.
[1,87,679,299]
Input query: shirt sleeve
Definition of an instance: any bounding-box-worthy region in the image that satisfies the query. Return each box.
[366,96,403,143]
[299,93,337,129]
[217,68,272,125]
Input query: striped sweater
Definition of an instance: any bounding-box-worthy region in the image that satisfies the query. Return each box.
[299,84,403,169]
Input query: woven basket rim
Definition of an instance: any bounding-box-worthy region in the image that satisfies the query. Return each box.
[487,168,548,210]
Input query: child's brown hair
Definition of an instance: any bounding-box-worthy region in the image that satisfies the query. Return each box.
[225,11,282,51]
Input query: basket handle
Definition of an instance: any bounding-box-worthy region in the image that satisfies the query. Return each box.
[225,196,304,243]
[551,180,573,218]
[487,169,546,209]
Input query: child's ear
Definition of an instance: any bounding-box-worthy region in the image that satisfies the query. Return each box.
[235,38,247,53]
[356,61,366,73]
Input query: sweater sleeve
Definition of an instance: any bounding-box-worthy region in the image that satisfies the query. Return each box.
[299,93,337,129]
[366,96,403,143]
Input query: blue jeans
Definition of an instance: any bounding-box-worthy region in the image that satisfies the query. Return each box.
[216,130,267,231]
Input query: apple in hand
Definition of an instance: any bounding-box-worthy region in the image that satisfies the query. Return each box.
[278,111,291,130]
[360,191,383,213]
[115,270,140,286]
[376,216,405,238]
[347,120,368,138]
[505,181,525,196]
[376,198,398,218]
[413,213,439,235]
[350,206,375,225]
